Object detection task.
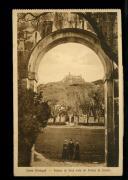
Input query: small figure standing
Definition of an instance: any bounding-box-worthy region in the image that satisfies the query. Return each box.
[62,139,68,160]
[68,139,74,160]
[74,141,80,160]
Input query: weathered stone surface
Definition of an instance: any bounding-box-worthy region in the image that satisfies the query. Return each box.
[28,28,113,80]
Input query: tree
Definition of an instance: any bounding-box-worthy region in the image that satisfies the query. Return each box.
[79,99,91,124]
[79,83,104,124]
[18,87,51,166]
[92,85,104,122]
[34,93,51,127]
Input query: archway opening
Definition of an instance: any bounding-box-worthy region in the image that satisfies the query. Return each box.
[35,42,106,164]
[27,28,115,166]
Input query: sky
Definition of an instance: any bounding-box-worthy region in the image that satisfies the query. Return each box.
[37,43,104,84]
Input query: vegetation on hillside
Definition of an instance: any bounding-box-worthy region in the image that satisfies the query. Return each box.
[37,78,104,120]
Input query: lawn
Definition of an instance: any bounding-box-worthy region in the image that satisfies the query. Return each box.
[35,126,105,163]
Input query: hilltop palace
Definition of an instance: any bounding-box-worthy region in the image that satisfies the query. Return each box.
[62,72,85,85]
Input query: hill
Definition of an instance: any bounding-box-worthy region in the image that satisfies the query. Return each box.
[37,74,104,112]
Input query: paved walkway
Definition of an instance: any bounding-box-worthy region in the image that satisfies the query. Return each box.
[31,150,106,167]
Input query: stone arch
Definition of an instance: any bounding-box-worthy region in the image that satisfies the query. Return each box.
[20,12,117,64]
[26,28,116,167]
[76,13,118,63]
[28,28,113,83]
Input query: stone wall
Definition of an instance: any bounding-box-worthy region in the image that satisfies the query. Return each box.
[17,12,118,82]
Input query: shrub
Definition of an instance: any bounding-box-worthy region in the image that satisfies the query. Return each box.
[18,86,51,166]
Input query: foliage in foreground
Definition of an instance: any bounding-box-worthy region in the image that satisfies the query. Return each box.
[18,86,51,166]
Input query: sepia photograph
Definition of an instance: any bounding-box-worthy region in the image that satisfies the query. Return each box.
[13,9,123,176]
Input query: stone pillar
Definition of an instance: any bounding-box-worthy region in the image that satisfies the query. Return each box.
[27,72,38,92]
[27,79,37,92]
[20,78,37,92]
[104,78,115,166]
[30,144,35,166]
[113,79,119,166]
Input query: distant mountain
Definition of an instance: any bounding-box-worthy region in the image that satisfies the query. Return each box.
[37,74,104,112]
